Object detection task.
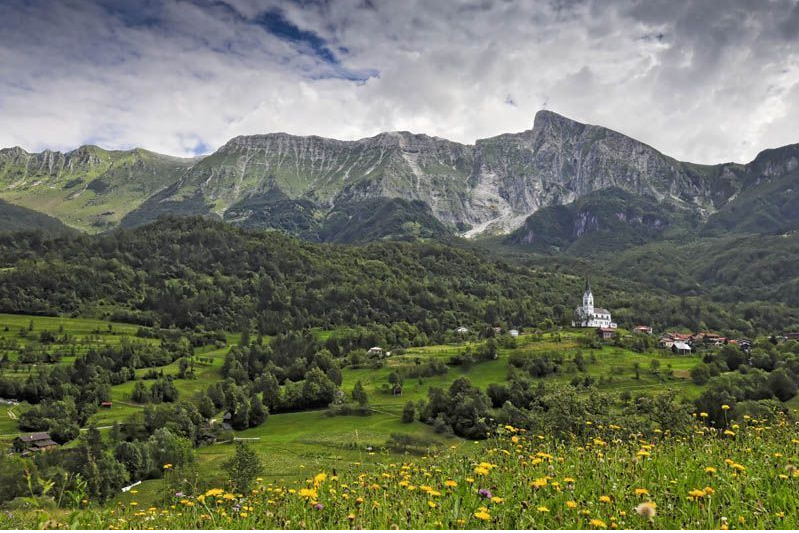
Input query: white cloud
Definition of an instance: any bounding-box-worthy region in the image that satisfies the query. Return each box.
[0,0,797,163]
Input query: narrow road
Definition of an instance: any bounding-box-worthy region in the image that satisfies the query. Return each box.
[0,426,113,438]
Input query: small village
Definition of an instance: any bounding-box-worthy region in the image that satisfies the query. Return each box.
[2,283,796,460]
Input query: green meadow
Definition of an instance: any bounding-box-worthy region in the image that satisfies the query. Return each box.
[0,312,712,510]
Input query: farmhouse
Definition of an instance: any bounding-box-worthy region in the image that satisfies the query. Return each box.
[12,432,59,454]
[672,341,692,354]
[368,346,386,357]
[597,327,615,340]
[509,329,519,337]
[633,325,653,335]
[572,281,616,329]
[697,332,726,347]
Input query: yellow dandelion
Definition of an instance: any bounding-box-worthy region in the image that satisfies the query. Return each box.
[531,477,548,489]
[599,495,612,503]
[634,488,649,497]
[566,500,578,509]
[537,506,550,512]
[589,518,607,528]
[444,480,458,488]
[474,510,491,521]
[299,488,318,500]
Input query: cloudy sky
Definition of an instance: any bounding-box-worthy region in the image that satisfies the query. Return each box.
[1,0,798,163]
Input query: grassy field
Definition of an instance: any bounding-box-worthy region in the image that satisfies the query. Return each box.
[6,418,799,529]
[0,313,713,509]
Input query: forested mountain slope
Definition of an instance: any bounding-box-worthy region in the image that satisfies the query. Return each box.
[0,217,794,336]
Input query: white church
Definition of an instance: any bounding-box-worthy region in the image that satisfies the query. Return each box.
[572,281,617,329]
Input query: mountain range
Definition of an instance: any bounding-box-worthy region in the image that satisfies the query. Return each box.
[2,110,798,247]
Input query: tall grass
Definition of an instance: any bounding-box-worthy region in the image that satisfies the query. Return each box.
[6,413,798,529]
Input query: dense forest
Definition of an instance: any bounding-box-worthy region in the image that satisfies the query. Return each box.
[0,217,796,336]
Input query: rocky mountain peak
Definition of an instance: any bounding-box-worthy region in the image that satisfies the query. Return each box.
[531,109,588,137]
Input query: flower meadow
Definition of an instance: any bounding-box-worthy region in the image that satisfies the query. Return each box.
[5,415,799,530]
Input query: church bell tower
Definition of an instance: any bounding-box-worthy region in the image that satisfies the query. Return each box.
[582,280,594,315]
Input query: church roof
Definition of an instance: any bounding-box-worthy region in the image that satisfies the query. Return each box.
[594,308,610,315]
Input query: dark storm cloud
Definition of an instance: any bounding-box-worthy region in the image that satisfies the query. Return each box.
[0,0,797,162]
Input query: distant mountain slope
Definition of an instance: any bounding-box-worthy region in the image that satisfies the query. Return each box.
[124,111,739,237]
[0,199,74,234]
[505,188,700,254]
[701,144,799,236]
[600,231,799,309]
[0,146,196,232]
[2,111,798,244]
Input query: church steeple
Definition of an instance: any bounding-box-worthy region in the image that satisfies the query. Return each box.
[582,279,594,312]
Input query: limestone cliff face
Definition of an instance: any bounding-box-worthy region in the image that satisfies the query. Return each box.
[165,110,728,236]
[3,110,798,238]
[462,111,715,235]
[181,131,475,226]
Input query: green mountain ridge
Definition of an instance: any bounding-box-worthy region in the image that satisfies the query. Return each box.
[0,145,196,231]
[5,111,797,243]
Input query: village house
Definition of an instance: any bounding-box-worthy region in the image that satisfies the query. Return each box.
[573,281,616,329]
[597,327,615,340]
[12,432,59,455]
[658,336,675,349]
[455,326,469,334]
[672,341,692,354]
[368,346,388,358]
[633,325,653,335]
[696,332,726,347]
[509,329,519,337]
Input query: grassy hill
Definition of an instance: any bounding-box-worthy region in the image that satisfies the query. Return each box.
[0,199,75,235]
[0,146,195,232]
